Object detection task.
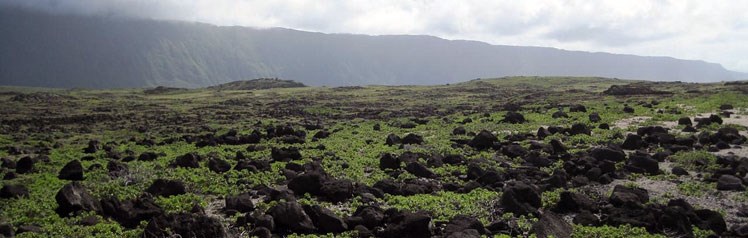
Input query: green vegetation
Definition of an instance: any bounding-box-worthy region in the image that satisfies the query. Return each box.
[385,188,498,223]
[670,150,719,172]
[572,225,666,238]
[0,77,745,237]
[677,181,713,197]
[208,78,306,91]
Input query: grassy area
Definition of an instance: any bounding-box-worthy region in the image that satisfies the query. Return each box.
[1,77,745,237]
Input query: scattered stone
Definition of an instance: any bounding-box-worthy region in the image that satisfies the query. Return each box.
[58,160,84,180]
[385,134,402,146]
[443,215,485,236]
[271,147,302,162]
[671,167,689,176]
[0,184,29,199]
[100,195,163,228]
[678,117,692,126]
[224,193,255,213]
[621,134,644,150]
[55,182,101,217]
[468,130,498,150]
[145,179,186,197]
[590,147,626,162]
[452,126,466,135]
[554,192,597,213]
[15,156,34,174]
[143,212,226,238]
[623,106,635,113]
[609,185,649,208]
[268,202,316,233]
[502,111,526,124]
[500,181,541,216]
[405,162,436,178]
[402,133,424,145]
[84,140,100,154]
[303,205,347,233]
[382,211,432,238]
[207,157,231,173]
[716,175,745,191]
[532,211,572,238]
[173,153,201,168]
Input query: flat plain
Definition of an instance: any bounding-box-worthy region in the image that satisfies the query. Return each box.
[1,77,748,237]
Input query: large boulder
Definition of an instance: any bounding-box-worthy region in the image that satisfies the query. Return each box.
[268,202,316,233]
[468,130,498,150]
[502,112,527,124]
[224,192,255,213]
[382,211,432,238]
[716,127,745,144]
[401,134,424,145]
[143,212,226,238]
[15,156,34,174]
[609,185,649,208]
[554,192,597,213]
[352,206,385,229]
[678,117,692,126]
[379,153,401,170]
[271,147,302,162]
[621,134,644,150]
[443,215,485,236]
[58,160,84,180]
[500,181,541,216]
[570,104,587,112]
[531,211,572,238]
[590,147,626,162]
[55,182,101,217]
[288,172,326,196]
[695,209,726,234]
[172,153,201,168]
[320,179,354,202]
[0,184,29,199]
[569,123,591,136]
[303,205,348,233]
[405,162,436,178]
[627,154,659,175]
[100,195,164,228]
[716,175,745,191]
[207,157,231,173]
[385,134,402,146]
[145,179,187,197]
[84,140,101,154]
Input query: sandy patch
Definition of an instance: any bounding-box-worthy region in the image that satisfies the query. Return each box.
[613,116,652,129]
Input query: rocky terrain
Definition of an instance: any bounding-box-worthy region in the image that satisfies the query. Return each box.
[0,76,747,237]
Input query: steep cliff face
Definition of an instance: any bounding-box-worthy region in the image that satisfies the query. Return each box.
[0,8,742,88]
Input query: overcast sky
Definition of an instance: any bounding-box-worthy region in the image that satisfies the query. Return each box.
[3,0,748,72]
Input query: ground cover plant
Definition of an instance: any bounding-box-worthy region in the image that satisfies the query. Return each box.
[1,77,748,237]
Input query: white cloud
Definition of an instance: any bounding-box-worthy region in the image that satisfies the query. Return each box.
[3,0,748,72]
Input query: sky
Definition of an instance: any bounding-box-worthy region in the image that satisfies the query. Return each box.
[3,0,748,72]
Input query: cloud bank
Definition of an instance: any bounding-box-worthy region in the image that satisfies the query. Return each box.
[2,0,747,72]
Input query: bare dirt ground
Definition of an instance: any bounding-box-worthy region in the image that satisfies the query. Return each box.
[613,116,653,129]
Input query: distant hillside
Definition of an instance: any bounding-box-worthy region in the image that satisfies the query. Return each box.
[208,78,306,90]
[0,7,745,88]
